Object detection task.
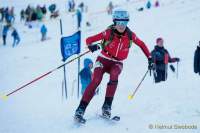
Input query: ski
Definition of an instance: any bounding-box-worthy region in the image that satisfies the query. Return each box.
[73,114,120,125]
[111,116,120,121]
[99,115,120,122]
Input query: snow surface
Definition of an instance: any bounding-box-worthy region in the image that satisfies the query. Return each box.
[0,0,200,133]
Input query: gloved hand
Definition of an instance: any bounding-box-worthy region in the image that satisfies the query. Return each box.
[148,57,154,70]
[88,44,100,53]
[174,57,180,62]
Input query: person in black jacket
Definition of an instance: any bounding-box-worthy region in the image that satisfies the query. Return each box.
[151,37,180,83]
[194,41,200,75]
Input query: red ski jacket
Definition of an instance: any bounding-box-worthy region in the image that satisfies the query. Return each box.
[86,28,151,61]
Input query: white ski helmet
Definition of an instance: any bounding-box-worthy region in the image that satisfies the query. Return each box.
[112,9,129,22]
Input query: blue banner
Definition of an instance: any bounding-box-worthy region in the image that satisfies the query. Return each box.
[60,31,81,61]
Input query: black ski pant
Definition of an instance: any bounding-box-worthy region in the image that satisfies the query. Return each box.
[3,35,6,45]
[154,69,167,83]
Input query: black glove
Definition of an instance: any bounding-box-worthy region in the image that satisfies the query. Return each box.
[148,57,154,70]
[174,57,180,62]
[169,64,175,72]
[88,44,100,53]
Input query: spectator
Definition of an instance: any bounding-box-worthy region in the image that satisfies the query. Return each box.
[78,2,84,12]
[151,37,180,83]
[79,58,93,95]
[40,24,47,41]
[2,24,9,46]
[20,9,25,22]
[155,0,160,7]
[146,1,152,9]
[107,1,114,15]
[68,0,75,12]
[76,9,82,30]
[11,28,20,47]
[194,41,200,75]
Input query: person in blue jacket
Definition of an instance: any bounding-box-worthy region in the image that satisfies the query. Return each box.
[146,0,152,9]
[11,28,20,47]
[76,9,82,30]
[68,0,75,12]
[40,24,47,41]
[2,25,9,46]
[79,58,93,95]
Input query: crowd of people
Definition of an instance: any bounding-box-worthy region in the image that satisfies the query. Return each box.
[0,7,15,24]
[0,0,162,48]
[106,0,161,15]
[0,3,58,47]
[0,0,90,47]
[19,3,60,25]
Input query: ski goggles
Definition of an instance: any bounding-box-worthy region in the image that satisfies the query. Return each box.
[114,19,129,27]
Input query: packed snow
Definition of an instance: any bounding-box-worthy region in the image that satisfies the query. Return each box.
[0,0,200,133]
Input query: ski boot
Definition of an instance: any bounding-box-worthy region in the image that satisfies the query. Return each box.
[74,108,86,124]
[102,104,111,119]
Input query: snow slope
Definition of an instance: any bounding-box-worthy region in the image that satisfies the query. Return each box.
[0,0,200,133]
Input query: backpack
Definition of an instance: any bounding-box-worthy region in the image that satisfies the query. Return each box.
[101,25,133,49]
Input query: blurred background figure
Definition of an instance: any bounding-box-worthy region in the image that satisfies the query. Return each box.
[86,21,91,27]
[68,0,76,12]
[40,24,47,41]
[49,4,59,19]
[20,9,25,22]
[11,28,20,47]
[146,0,152,9]
[107,1,114,15]
[4,7,15,25]
[194,41,200,75]
[76,9,82,30]
[137,7,144,12]
[41,5,47,16]
[79,58,93,95]
[78,2,85,12]
[0,7,5,22]
[2,24,9,46]
[155,0,160,7]
[36,5,43,21]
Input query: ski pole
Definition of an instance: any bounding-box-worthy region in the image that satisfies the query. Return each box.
[0,50,90,100]
[149,69,151,76]
[128,69,149,100]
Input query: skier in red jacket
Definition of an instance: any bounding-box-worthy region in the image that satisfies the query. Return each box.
[74,9,153,122]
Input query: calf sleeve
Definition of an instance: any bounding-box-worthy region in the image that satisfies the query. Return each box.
[105,80,118,98]
[77,100,89,111]
[103,97,113,108]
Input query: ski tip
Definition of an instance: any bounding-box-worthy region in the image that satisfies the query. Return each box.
[0,95,8,101]
[128,95,134,100]
[112,116,120,121]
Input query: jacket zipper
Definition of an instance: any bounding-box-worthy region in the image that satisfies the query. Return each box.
[115,38,122,57]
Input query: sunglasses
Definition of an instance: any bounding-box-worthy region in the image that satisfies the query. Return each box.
[115,20,128,27]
